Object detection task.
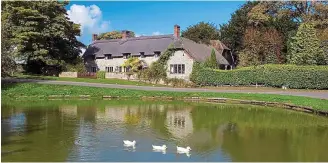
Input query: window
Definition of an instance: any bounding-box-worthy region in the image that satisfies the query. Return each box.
[123,53,131,59]
[124,66,130,72]
[105,54,112,60]
[170,64,185,74]
[154,51,161,58]
[140,52,145,58]
[115,66,122,72]
[91,67,97,72]
[106,66,113,72]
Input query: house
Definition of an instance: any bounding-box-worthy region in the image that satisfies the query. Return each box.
[83,25,234,81]
[166,108,193,139]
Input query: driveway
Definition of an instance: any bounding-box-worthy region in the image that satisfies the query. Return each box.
[2,78,328,99]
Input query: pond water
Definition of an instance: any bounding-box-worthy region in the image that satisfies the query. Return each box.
[2,100,328,162]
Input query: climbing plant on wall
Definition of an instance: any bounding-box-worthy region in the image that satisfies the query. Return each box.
[141,44,175,82]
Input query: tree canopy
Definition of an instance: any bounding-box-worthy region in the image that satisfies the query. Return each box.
[181,22,220,45]
[219,2,259,55]
[288,23,326,65]
[1,1,84,75]
[219,0,327,67]
[97,31,136,40]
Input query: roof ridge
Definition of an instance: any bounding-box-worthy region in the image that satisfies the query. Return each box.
[91,34,174,45]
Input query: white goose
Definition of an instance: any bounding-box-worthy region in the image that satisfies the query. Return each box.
[123,140,136,147]
[177,146,191,153]
[152,145,167,151]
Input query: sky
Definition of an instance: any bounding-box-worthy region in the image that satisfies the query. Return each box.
[66,1,246,46]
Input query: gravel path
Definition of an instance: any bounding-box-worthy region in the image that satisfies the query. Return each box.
[3,78,328,99]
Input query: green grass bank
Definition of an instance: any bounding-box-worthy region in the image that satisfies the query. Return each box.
[2,83,328,111]
[13,74,163,86]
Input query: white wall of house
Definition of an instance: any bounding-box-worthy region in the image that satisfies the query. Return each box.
[166,50,194,81]
[85,55,160,72]
[85,50,194,81]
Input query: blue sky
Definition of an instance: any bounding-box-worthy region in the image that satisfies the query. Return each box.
[66,1,246,45]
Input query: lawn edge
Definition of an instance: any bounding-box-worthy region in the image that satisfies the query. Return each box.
[3,95,328,117]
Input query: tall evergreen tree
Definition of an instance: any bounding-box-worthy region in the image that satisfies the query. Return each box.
[204,49,218,69]
[288,23,325,65]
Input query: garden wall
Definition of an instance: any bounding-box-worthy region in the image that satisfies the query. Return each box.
[59,72,77,78]
[105,73,137,80]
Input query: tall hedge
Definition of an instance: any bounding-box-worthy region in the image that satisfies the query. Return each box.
[190,63,328,89]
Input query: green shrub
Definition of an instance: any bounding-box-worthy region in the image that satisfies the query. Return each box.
[96,71,106,79]
[190,63,328,89]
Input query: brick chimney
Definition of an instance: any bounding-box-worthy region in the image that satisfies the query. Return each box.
[122,30,131,39]
[92,34,98,41]
[174,25,180,38]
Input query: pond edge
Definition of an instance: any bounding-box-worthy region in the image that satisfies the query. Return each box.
[6,95,328,117]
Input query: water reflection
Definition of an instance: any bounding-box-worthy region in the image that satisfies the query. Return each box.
[2,101,328,162]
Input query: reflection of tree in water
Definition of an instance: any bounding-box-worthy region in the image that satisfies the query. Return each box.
[144,104,171,138]
[1,105,77,162]
[198,104,328,162]
[77,106,97,123]
[222,126,328,161]
[190,103,328,159]
[124,106,141,125]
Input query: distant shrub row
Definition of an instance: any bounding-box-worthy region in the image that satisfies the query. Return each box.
[190,63,328,89]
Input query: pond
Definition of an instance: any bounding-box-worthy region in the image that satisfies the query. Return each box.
[2,100,328,162]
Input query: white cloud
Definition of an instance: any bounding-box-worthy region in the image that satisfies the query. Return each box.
[67,4,110,36]
[152,31,162,36]
[135,33,146,37]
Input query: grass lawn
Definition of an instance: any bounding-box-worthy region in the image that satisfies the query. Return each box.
[2,83,328,111]
[12,74,163,87]
[12,74,328,92]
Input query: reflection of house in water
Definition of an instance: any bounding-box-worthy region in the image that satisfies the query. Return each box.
[166,108,193,139]
[97,106,140,123]
[59,105,78,117]
[96,105,169,125]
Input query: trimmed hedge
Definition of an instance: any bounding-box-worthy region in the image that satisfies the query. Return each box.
[190,63,328,89]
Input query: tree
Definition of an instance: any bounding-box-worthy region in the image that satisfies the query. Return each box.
[239,27,283,67]
[181,22,220,45]
[97,31,135,40]
[248,1,328,27]
[122,57,142,72]
[145,62,166,84]
[1,2,17,76]
[288,23,325,65]
[204,49,218,69]
[219,1,259,60]
[64,57,87,73]
[122,57,142,80]
[1,1,84,75]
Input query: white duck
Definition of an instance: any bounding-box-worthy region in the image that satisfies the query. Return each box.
[177,146,191,153]
[152,145,167,151]
[123,140,136,147]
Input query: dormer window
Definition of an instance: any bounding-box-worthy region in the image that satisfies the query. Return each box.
[105,54,112,60]
[123,53,131,59]
[154,51,161,58]
[140,52,145,58]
